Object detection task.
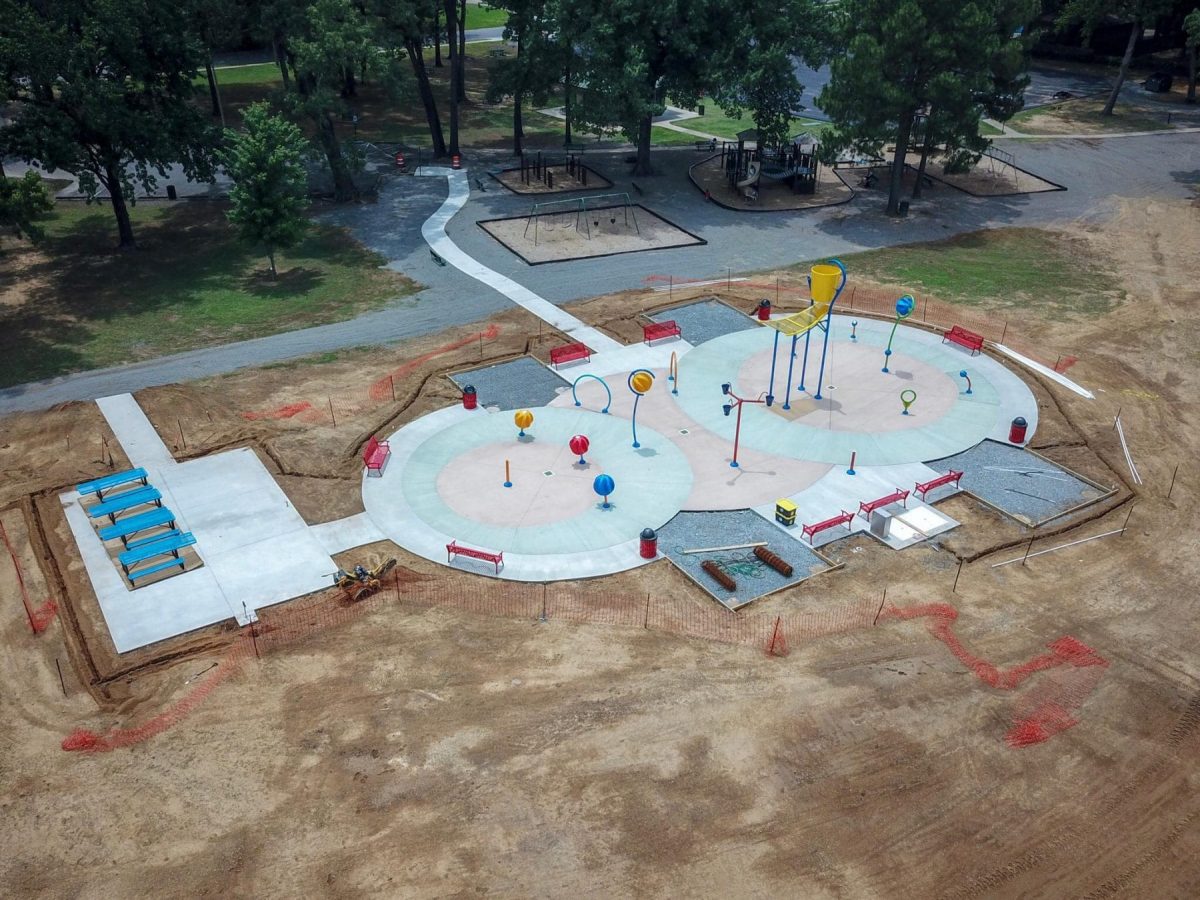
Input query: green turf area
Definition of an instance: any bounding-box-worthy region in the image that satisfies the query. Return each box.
[821,228,1125,317]
[207,62,282,86]
[669,98,830,141]
[978,120,1003,136]
[1009,98,1173,135]
[464,4,509,29]
[651,126,704,146]
[0,203,419,387]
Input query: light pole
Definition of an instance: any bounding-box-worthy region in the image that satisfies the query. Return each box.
[721,382,766,468]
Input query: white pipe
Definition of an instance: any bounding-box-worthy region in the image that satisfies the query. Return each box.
[681,541,768,555]
[990,528,1123,568]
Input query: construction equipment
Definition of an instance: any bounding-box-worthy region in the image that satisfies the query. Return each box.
[333,558,397,602]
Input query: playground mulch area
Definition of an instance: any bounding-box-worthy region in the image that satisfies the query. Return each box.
[656,509,831,609]
[688,154,854,212]
[894,152,1065,197]
[928,440,1112,527]
[492,163,613,195]
[477,203,706,265]
[448,356,568,411]
[649,298,758,347]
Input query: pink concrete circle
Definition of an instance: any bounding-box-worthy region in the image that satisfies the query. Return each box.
[736,341,958,433]
[435,440,603,527]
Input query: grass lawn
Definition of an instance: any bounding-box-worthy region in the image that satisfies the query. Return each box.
[821,228,1124,318]
[207,62,282,86]
[670,97,829,141]
[464,4,509,29]
[1009,98,1173,135]
[979,120,1004,136]
[0,203,419,388]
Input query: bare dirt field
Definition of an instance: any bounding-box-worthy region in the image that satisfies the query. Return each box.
[2,198,1200,897]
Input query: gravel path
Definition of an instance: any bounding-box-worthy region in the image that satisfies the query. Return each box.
[2,132,1198,415]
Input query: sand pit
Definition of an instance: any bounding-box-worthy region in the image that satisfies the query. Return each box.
[898,151,1065,196]
[688,154,854,211]
[492,162,613,194]
[478,203,706,265]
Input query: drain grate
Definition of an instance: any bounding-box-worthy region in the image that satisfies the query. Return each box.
[543,470,554,477]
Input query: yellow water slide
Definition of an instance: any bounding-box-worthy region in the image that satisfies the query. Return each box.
[766,263,843,336]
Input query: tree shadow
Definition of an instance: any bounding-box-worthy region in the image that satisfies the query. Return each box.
[242,266,324,297]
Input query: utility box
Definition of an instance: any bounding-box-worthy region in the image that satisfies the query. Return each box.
[870,508,893,539]
[775,498,797,527]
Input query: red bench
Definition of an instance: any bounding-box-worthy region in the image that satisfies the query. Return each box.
[943,325,984,355]
[914,470,964,500]
[446,541,504,573]
[549,341,591,368]
[802,510,855,543]
[362,435,391,476]
[859,489,909,520]
[643,320,682,345]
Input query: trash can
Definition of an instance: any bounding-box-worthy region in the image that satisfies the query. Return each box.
[639,527,658,559]
[462,385,477,410]
[898,200,910,217]
[757,299,772,321]
[1009,416,1027,444]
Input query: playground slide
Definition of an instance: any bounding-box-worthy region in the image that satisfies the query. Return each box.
[773,302,833,337]
[737,160,761,196]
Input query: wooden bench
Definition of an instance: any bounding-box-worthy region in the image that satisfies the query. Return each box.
[549,341,591,368]
[914,470,964,500]
[87,486,162,524]
[859,489,910,520]
[362,435,391,477]
[97,507,177,547]
[446,541,504,573]
[802,510,854,543]
[943,325,984,355]
[643,320,682,345]
[119,531,196,584]
[76,467,148,500]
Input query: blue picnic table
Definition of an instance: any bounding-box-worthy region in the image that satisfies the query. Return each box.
[76,468,148,500]
[119,531,197,584]
[86,486,162,523]
[97,507,178,547]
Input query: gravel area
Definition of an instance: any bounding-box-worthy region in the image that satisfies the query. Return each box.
[449,356,568,411]
[650,299,759,347]
[656,509,828,609]
[928,439,1107,525]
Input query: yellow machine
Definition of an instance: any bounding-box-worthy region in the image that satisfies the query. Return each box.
[333,557,397,602]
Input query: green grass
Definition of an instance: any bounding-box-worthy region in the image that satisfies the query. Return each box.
[670,97,829,141]
[822,228,1124,318]
[464,4,509,30]
[979,120,1003,136]
[650,126,704,146]
[209,62,283,86]
[0,203,420,387]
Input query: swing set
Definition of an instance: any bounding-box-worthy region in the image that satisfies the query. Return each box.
[523,193,641,245]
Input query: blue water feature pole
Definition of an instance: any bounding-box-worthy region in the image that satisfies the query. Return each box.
[571,374,612,413]
[812,258,847,401]
[593,473,615,509]
[765,329,780,407]
[782,334,800,410]
[627,369,653,448]
[882,294,915,374]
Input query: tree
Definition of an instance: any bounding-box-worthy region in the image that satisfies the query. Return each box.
[819,0,1036,215]
[371,0,447,156]
[710,0,830,152]
[1057,0,1174,115]
[444,0,462,156]
[221,103,309,279]
[0,171,54,249]
[0,0,219,248]
[486,0,569,155]
[567,0,724,175]
[1185,7,1200,103]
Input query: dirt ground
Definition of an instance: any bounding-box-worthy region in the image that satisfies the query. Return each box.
[493,163,613,195]
[3,196,1200,897]
[478,204,705,264]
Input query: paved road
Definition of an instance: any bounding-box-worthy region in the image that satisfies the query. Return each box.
[2,132,1198,414]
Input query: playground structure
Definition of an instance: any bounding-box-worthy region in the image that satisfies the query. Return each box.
[494,151,614,195]
[761,259,847,407]
[723,129,822,202]
[522,193,641,245]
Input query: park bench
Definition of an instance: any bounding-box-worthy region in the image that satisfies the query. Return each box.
[858,489,910,521]
[943,325,984,355]
[430,249,447,267]
[487,48,507,58]
[474,176,486,192]
[97,507,178,548]
[446,541,504,573]
[694,139,717,151]
[914,470,964,501]
[76,467,148,500]
[362,435,391,477]
[87,486,162,524]
[802,510,855,544]
[119,531,196,584]
[643,320,682,345]
[549,341,591,368]
[631,181,644,196]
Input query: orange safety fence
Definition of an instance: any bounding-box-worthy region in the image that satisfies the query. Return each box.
[1,519,57,635]
[62,572,1107,753]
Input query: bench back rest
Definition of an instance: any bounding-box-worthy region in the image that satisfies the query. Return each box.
[363,436,380,459]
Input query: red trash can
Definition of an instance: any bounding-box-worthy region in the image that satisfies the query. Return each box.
[756,299,772,321]
[462,385,477,410]
[452,154,461,170]
[394,151,405,170]
[1009,416,1028,444]
[639,528,658,559]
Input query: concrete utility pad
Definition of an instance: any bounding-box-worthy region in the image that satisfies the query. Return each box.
[657,510,830,609]
[649,298,759,347]
[928,440,1108,526]
[449,356,569,410]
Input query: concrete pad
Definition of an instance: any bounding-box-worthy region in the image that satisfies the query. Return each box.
[309,512,387,555]
[96,394,176,469]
